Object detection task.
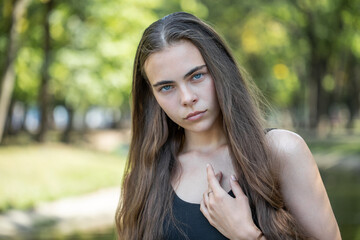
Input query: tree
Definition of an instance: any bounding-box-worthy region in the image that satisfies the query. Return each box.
[36,0,54,142]
[196,0,360,129]
[0,0,31,143]
[1,0,163,142]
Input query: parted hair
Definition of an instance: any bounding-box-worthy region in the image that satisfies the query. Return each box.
[116,12,308,240]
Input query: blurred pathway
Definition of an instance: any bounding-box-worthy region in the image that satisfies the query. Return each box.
[0,187,120,239]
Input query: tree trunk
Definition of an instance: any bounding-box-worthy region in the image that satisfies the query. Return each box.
[345,54,360,130]
[3,98,14,140]
[306,13,320,129]
[36,0,54,142]
[0,0,31,144]
[305,12,329,129]
[61,105,73,143]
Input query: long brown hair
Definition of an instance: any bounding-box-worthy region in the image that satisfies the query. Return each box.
[116,12,308,240]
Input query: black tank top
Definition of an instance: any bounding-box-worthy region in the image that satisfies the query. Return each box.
[164,128,275,239]
[164,191,235,240]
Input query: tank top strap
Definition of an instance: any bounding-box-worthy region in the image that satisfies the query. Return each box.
[264,128,276,134]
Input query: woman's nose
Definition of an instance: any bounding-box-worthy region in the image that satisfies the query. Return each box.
[180,85,198,106]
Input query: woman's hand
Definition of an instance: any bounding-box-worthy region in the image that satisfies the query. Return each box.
[200,164,263,240]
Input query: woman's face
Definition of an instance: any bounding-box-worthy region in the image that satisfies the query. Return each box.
[144,40,221,133]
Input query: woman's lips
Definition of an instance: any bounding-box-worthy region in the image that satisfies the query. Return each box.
[185,110,207,121]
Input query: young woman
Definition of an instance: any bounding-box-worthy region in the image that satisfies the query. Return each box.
[115,12,341,240]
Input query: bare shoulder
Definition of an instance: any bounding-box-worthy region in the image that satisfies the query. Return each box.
[265,128,308,153]
[264,129,315,169]
[264,129,341,240]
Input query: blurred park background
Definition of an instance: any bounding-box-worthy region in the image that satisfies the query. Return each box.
[0,0,359,239]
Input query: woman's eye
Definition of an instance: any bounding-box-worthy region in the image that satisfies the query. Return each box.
[193,73,203,80]
[160,85,172,92]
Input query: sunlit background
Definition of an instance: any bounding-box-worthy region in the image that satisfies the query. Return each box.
[0,0,359,239]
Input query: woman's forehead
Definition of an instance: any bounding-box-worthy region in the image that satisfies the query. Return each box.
[144,41,205,83]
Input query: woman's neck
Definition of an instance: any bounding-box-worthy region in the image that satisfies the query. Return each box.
[182,124,227,154]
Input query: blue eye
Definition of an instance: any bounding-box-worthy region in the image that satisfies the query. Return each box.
[193,73,203,80]
[160,85,172,92]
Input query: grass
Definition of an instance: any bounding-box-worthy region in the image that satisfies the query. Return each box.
[304,134,360,240]
[0,143,126,212]
[306,135,360,155]
[320,167,360,240]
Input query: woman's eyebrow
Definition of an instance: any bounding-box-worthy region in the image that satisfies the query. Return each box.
[152,80,174,88]
[183,64,206,79]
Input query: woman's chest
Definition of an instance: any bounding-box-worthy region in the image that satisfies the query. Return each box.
[172,149,235,203]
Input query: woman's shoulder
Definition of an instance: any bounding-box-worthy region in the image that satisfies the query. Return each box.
[265,128,305,147]
[264,128,315,169]
[264,131,341,240]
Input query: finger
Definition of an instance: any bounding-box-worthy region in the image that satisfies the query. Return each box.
[200,198,210,220]
[230,174,246,198]
[203,189,209,208]
[206,164,224,193]
[207,171,221,201]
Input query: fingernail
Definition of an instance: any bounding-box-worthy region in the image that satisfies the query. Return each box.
[231,175,237,181]
[206,163,210,168]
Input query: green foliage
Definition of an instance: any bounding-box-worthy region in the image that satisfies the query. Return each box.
[8,0,161,112]
[14,47,42,103]
[195,0,360,114]
[1,0,359,125]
